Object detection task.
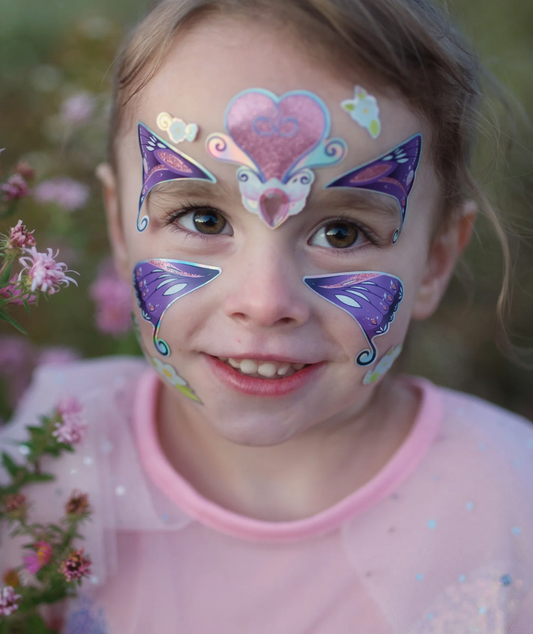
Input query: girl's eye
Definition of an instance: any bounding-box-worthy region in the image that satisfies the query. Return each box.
[176,209,231,235]
[309,221,366,249]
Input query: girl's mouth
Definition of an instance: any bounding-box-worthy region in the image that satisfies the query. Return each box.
[204,355,324,397]
[216,356,309,379]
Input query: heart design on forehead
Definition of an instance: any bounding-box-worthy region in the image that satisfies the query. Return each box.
[227,92,326,181]
[206,88,347,228]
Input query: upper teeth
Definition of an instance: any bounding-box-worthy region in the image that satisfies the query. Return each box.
[219,357,306,378]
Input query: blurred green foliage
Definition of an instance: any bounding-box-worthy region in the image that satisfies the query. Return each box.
[0,0,531,420]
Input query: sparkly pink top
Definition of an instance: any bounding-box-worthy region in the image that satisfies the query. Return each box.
[1,357,532,633]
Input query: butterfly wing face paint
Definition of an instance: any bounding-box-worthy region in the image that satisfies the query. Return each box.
[136,124,216,232]
[133,259,221,356]
[326,134,422,243]
[304,271,404,366]
[207,89,347,229]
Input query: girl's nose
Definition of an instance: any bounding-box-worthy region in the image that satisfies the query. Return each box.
[222,245,310,329]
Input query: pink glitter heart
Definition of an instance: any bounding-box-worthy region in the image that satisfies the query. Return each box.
[226,91,327,182]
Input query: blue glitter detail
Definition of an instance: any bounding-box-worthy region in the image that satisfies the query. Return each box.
[479,606,487,615]
[64,597,108,634]
[161,513,170,522]
[466,502,474,511]
[431,474,439,481]
[526,438,533,449]
[458,574,466,583]
[478,442,486,451]
[416,573,424,581]
[501,574,513,586]
[514,458,521,468]
[512,526,522,536]
[427,519,437,530]
[427,613,434,621]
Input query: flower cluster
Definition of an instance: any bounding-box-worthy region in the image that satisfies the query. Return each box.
[0,210,78,335]
[0,154,33,212]
[0,399,93,628]
[0,585,22,617]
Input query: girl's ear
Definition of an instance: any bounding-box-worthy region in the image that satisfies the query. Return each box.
[412,200,477,320]
[95,163,130,282]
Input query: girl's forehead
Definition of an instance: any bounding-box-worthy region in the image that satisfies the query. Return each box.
[139,19,423,144]
[119,18,435,237]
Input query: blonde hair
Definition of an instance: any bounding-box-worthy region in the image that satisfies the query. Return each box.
[110,0,512,346]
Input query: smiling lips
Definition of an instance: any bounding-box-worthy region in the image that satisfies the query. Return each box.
[206,355,324,397]
[218,356,307,379]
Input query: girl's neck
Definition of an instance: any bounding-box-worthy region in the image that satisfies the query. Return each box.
[156,377,420,522]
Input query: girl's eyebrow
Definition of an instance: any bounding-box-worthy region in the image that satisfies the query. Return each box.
[147,179,233,204]
[309,188,401,219]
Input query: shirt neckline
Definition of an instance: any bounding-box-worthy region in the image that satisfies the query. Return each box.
[133,371,443,543]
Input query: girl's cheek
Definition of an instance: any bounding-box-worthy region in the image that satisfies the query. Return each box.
[130,258,222,405]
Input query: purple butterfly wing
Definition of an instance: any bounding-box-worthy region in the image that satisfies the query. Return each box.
[304,272,404,366]
[326,134,422,242]
[137,124,216,231]
[133,259,221,356]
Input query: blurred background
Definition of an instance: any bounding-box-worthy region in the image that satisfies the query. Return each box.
[0,0,532,424]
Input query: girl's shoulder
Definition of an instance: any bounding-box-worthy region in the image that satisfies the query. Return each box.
[13,356,149,421]
[435,381,533,452]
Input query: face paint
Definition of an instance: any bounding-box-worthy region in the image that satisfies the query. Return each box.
[341,86,381,139]
[150,357,202,403]
[325,134,422,243]
[303,271,404,366]
[362,343,403,385]
[136,123,216,232]
[157,112,199,144]
[133,259,221,356]
[206,88,347,229]
[132,313,202,403]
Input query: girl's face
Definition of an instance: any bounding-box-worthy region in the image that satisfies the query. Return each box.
[108,19,460,445]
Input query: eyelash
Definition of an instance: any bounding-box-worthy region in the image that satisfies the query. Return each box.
[163,202,229,241]
[164,205,382,252]
[311,215,382,253]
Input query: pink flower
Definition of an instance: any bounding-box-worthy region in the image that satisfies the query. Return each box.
[0,585,22,616]
[1,173,31,203]
[8,220,36,249]
[18,247,78,294]
[52,411,87,445]
[56,396,83,417]
[34,177,89,211]
[23,541,52,574]
[0,275,37,305]
[14,162,35,181]
[90,260,132,335]
[59,548,91,582]
[60,92,95,124]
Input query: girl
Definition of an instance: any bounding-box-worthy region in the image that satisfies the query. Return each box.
[2,0,532,631]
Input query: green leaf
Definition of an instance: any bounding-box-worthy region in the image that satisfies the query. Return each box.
[0,309,27,334]
[27,472,55,483]
[24,614,57,634]
[0,260,13,285]
[1,451,20,477]
[343,102,355,111]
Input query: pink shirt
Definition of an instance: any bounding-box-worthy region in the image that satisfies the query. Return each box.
[1,357,532,633]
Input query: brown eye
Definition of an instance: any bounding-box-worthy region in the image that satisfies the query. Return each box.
[324,223,358,248]
[193,210,226,234]
[309,221,361,250]
[177,209,231,235]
